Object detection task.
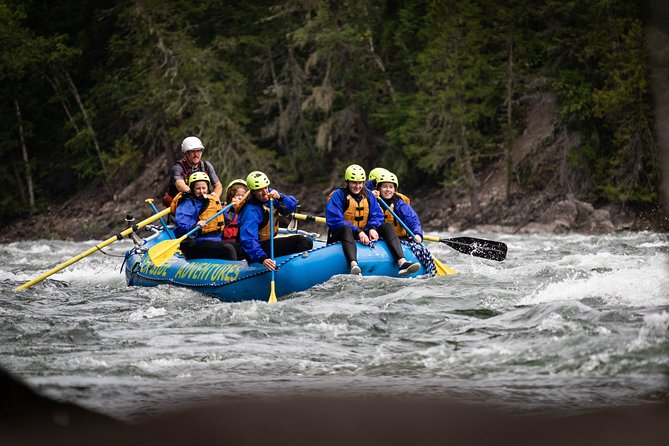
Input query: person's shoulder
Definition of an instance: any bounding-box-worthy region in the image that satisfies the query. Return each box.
[328,188,345,201]
[171,161,186,172]
[203,160,217,172]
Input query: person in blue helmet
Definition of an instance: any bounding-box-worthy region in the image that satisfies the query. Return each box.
[237,171,313,271]
[171,172,237,260]
[325,164,420,276]
[375,170,423,244]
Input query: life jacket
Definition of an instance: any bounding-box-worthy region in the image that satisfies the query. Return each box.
[162,157,213,206]
[396,191,411,205]
[223,211,239,242]
[382,195,407,238]
[327,187,370,230]
[171,192,225,235]
[239,197,279,242]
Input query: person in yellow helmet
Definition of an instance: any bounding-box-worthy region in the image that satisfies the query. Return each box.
[222,179,249,247]
[325,164,419,276]
[162,136,223,206]
[366,167,390,190]
[171,172,236,260]
[237,171,313,271]
[376,171,422,243]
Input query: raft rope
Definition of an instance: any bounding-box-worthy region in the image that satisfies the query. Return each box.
[403,241,437,277]
[94,247,125,258]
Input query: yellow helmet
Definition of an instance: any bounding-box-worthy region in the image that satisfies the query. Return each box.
[344,164,366,182]
[188,171,211,186]
[226,178,248,192]
[246,171,271,190]
[368,167,389,183]
[375,171,398,188]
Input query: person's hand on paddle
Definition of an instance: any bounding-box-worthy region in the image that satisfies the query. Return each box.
[369,228,379,242]
[267,189,281,201]
[412,234,422,244]
[196,219,207,228]
[262,257,277,271]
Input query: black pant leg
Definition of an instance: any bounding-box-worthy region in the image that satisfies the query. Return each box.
[259,235,313,259]
[327,226,357,265]
[182,240,238,260]
[377,222,403,262]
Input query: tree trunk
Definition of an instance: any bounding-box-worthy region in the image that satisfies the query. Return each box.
[63,69,115,200]
[505,32,514,204]
[14,98,35,212]
[266,46,290,156]
[459,124,481,220]
[647,0,669,215]
[45,76,82,133]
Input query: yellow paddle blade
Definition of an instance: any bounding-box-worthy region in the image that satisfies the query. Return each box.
[268,280,277,303]
[148,236,186,267]
[433,255,457,276]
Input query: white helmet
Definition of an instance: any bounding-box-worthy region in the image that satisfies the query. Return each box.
[181,136,205,153]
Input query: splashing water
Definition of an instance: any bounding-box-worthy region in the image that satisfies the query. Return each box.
[1,232,667,420]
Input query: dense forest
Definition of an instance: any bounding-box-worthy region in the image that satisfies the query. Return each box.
[1,0,665,229]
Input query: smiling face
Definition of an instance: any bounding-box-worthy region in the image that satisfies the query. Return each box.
[348,181,364,195]
[186,149,203,164]
[378,182,396,199]
[191,181,209,197]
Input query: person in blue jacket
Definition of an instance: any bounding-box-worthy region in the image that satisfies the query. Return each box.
[325,164,420,276]
[171,172,237,260]
[238,171,313,271]
[375,170,423,244]
[365,167,389,190]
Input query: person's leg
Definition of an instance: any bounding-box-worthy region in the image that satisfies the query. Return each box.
[377,222,404,262]
[183,240,237,260]
[266,235,314,258]
[327,226,359,274]
[377,222,419,275]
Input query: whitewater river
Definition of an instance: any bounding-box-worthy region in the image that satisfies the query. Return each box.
[1,231,667,421]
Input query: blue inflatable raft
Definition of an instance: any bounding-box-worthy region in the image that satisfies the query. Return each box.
[124,228,433,302]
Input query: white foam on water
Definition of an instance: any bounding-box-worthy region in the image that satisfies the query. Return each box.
[48,262,126,286]
[536,312,580,333]
[128,306,168,321]
[520,254,669,307]
[628,311,669,351]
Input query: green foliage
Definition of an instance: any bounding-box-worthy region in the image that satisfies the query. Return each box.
[0,0,663,227]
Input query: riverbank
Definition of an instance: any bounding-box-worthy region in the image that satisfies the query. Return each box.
[0,163,664,243]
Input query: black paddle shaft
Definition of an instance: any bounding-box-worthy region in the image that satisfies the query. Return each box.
[441,237,507,261]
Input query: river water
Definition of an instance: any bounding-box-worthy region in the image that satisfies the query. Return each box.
[1,231,667,421]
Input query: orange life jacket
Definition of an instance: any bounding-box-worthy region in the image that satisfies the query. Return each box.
[382,196,407,238]
[171,192,225,235]
[257,202,280,242]
[396,191,411,205]
[327,188,370,230]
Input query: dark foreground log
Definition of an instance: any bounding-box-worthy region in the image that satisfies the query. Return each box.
[1,367,667,446]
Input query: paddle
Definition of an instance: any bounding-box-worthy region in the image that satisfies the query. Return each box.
[145,198,175,239]
[375,199,456,276]
[292,212,507,262]
[148,191,249,267]
[268,198,277,303]
[422,235,507,262]
[16,207,172,291]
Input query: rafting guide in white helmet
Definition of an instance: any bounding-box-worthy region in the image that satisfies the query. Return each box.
[162,136,223,206]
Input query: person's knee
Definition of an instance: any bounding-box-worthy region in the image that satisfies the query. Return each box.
[298,236,313,251]
[224,244,237,260]
[379,222,393,233]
